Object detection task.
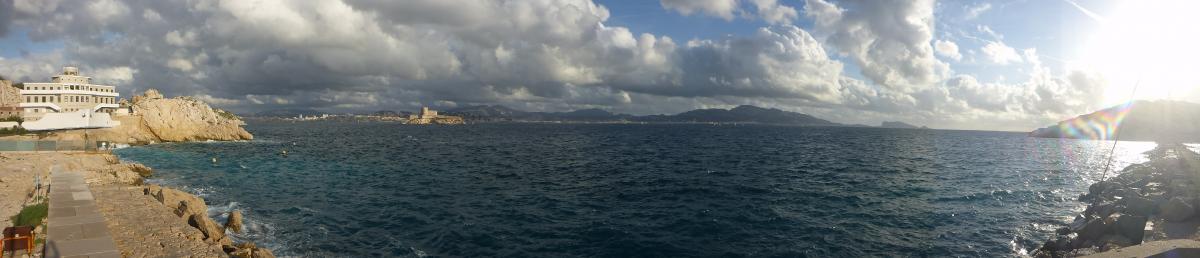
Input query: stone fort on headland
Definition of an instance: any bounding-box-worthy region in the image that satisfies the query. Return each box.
[405,107,464,125]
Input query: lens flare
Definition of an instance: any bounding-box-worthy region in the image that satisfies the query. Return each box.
[1055,101,1134,140]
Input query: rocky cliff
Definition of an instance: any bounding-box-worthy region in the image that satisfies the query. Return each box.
[130,89,253,142]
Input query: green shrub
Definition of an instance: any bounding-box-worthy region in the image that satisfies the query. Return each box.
[216,109,240,120]
[0,116,21,123]
[11,202,47,227]
[0,126,27,136]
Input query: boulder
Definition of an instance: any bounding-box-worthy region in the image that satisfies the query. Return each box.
[1160,197,1195,222]
[230,248,253,258]
[1113,214,1147,244]
[156,187,209,218]
[226,210,244,233]
[1076,216,1111,241]
[1085,181,1120,200]
[175,200,191,217]
[1085,202,1120,217]
[1123,195,1157,216]
[127,163,153,177]
[252,248,277,258]
[188,214,226,242]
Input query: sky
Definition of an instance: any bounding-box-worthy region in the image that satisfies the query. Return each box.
[0,0,1198,131]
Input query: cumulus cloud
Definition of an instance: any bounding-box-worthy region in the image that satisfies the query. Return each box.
[804,0,949,93]
[981,41,1022,64]
[660,0,797,24]
[0,0,12,36]
[934,40,962,61]
[747,0,799,25]
[1,0,845,113]
[660,0,738,21]
[0,0,1119,131]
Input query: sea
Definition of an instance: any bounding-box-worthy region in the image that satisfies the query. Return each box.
[113,121,1165,257]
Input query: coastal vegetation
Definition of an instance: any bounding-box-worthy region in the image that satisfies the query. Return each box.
[10,202,47,227]
[0,115,22,123]
[0,126,28,136]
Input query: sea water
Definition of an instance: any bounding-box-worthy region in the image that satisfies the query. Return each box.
[114,121,1155,257]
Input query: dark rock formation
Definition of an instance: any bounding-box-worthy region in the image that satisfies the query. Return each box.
[1033,143,1200,257]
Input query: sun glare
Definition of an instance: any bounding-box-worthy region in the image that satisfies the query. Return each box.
[1081,1,1200,106]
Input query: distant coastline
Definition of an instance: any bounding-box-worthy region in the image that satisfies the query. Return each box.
[247,104,933,129]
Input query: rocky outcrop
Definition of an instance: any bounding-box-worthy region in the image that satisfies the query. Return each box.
[1033,143,1200,257]
[226,210,244,233]
[0,79,19,107]
[126,162,153,177]
[132,89,253,142]
[405,115,465,125]
[145,185,231,244]
[228,242,276,258]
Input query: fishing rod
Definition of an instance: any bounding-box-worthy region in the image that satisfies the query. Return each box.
[1097,77,1141,183]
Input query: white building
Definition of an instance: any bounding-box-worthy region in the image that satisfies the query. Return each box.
[17,67,121,130]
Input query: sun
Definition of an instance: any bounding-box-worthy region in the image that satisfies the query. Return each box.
[1079,1,1200,106]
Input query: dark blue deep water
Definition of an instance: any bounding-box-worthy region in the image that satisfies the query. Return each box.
[114,121,1157,257]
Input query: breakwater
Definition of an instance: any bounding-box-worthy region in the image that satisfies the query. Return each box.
[1034,143,1200,257]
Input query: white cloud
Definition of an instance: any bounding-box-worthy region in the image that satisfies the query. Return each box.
[0,0,1125,130]
[934,40,962,61]
[660,0,797,24]
[981,41,1021,64]
[804,0,949,93]
[748,0,798,25]
[964,3,991,20]
[977,25,1002,40]
[660,0,738,21]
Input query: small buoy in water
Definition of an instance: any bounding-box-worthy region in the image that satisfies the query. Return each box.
[281,149,288,156]
[211,157,218,163]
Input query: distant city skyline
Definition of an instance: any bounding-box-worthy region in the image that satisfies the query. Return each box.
[0,0,1197,131]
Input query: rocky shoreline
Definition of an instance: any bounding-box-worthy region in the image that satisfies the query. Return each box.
[1033,143,1200,257]
[1,89,271,256]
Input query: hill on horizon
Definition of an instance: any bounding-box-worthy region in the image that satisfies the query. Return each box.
[444,104,839,126]
[1029,100,1200,143]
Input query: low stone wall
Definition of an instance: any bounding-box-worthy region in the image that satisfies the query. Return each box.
[21,110,120,131]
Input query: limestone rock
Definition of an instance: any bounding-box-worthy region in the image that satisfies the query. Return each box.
[127,162,153,177]
[1160,197,1195,222]
[131,89,253,142]
[226,210,244,233]
[153,186,209,218]
[253,248,277,258]
[188,214,226,242]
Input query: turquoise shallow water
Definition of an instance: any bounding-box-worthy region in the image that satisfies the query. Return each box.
[114,121,1156,257]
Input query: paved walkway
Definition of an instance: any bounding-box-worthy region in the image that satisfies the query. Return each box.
[45,166,120,258]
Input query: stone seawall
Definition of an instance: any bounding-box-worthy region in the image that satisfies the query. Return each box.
[1033,143,1200,257]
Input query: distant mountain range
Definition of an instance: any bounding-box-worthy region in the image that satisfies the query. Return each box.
[251,104,932,128]
[1029,100,1200,143]
[880,121,927,129]
[444,105,839,126]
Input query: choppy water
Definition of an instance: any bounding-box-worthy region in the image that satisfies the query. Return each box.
[114,121,1157,257]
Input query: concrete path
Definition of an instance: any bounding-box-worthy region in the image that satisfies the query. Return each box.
[45,166,120,258]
